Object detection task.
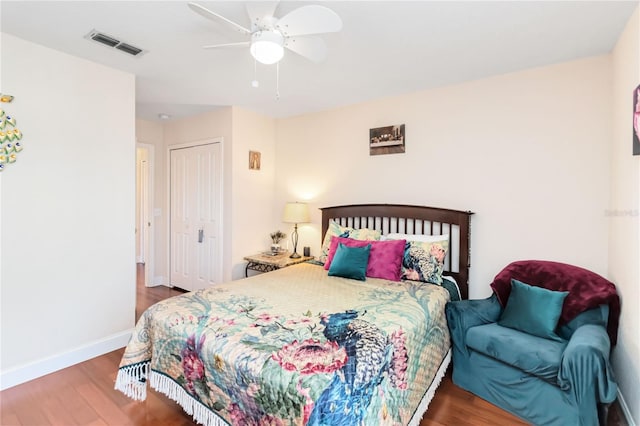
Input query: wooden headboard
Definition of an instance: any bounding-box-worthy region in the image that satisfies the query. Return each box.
[321,204,474,299]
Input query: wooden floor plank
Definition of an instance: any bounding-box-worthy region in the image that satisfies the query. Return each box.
[77,381,134,426]
[0,413,21,426]
[421,370,528,426]
[0,390,20,425]
[57,384,102,425]
[78,353,131,409]
[40,394,78,425]
[86,419,109,426]
[9,389,50,426]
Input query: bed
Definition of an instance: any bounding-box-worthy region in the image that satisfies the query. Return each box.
[116,204,473,426]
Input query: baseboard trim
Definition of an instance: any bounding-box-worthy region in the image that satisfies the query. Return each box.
[0,329,133,391]
[617,387,636,426]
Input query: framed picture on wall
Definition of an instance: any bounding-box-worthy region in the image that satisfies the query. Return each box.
[633,84,640,155]
[249,150,261,170]
[369,124,405,156]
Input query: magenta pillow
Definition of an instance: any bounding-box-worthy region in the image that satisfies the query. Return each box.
[324,236,406,281]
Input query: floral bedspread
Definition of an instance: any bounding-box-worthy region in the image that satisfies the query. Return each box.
[116,263,452,426]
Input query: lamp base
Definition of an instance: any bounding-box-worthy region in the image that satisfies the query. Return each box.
[289,252,301,259]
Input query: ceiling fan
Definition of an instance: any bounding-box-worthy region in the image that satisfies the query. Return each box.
[187,2,343,66]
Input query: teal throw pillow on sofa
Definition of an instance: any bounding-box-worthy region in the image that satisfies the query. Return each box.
[328,243,371,281]
[498,278,569,341]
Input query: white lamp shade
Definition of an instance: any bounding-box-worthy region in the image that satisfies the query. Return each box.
[250,31,285,65]
[283,202,310,224]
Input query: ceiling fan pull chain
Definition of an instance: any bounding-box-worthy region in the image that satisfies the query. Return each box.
[276,62,280,100]
[252,57,259,88]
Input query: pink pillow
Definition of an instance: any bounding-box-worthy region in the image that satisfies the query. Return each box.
[325,236,406,281]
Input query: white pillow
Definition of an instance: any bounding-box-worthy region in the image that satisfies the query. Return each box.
[386,233,449,243]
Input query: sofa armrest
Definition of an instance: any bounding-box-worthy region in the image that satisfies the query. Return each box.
[558,324,617,423]
[445,294,502,356]
[446,293,502,330]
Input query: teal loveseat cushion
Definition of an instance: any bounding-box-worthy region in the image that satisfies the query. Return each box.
[466,323,568,383]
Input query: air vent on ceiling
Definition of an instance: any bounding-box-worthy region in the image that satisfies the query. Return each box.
[116,43,143,56]
[84,30,147,57]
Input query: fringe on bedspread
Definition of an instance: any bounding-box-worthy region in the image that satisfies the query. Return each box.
[115,350,451,426]
[114,361,150,401]
[150,372,227,426]
[115,362,227,426]
[407,348,451,426]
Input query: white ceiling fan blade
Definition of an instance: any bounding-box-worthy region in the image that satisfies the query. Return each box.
[246,2,279,27]
[188,2,251,35]
[284,37,327,63]
[276,5,342,37]
[203,41,250,49]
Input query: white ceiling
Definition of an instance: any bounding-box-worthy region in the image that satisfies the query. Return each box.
[1,1,637,121]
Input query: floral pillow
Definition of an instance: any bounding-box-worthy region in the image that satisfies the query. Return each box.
[318,220,381,264]
[393,236,449,285]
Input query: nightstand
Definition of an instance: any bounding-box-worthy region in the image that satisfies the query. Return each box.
[244,252,313,277]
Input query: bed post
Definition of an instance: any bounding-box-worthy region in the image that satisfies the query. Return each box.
[457,210,474,300]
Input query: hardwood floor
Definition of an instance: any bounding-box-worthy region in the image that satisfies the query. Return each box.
[0,265,627,425]
[135,264,185,322]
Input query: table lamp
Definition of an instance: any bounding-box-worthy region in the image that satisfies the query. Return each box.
[282,202,310,258]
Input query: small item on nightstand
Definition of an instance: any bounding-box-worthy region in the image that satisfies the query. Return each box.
[303,246,310,257]
[270,230,287,254]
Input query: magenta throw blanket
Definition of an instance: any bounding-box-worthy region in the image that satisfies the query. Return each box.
[490,260,620,345]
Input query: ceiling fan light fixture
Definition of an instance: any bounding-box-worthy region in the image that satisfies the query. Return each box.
[250,30,284,65]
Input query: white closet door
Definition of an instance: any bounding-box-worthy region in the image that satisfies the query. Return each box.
[170,142,222,291]
[192,143,221,289]
[170,148,192,290]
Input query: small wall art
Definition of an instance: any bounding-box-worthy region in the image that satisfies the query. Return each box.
[369,124,405,156]
[633,84,639,156]
[249,150,261,170]
[0,94,23,172]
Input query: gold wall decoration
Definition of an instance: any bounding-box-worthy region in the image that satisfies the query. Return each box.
[249,150,261,170]
[0,93,23,172]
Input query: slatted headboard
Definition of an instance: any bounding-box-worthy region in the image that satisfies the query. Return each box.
[320,204,474,299]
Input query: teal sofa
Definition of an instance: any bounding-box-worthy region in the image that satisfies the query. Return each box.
[446,260,619,426]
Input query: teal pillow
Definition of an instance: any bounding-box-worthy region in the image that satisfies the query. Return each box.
[498,279,569,341]
[328,243,371,281]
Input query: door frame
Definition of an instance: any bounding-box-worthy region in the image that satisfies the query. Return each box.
[136,142,155,287]
[167,138,224,288]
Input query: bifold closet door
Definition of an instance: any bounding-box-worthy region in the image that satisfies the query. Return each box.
[170,142,222,291]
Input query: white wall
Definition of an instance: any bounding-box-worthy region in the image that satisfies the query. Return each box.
[230,106,277,278]
[275,55,612,301]
[609,6,640,423]
[136,118,165,285]
[135,146,148,261]
[0,34,135,386]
